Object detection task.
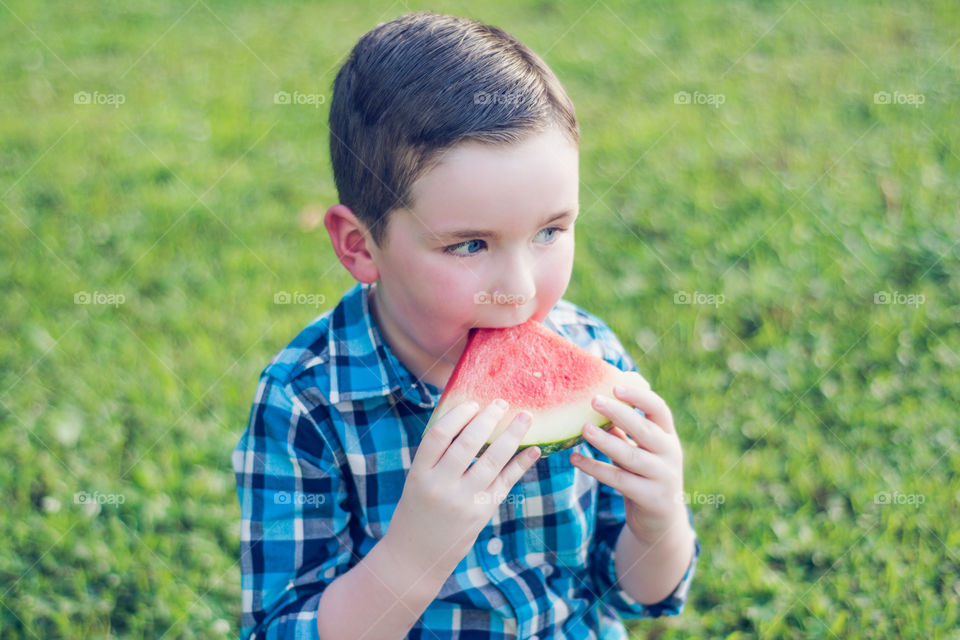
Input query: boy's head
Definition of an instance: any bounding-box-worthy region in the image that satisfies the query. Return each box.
[324,11,581,377]
[327,10,579,248]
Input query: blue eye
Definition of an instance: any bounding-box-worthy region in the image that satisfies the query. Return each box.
[535,227,563,243]
[444,238,487,256]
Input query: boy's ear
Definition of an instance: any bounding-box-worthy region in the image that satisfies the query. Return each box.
[324,204,380,284]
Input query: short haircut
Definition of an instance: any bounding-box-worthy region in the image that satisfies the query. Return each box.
[328,10,579,247]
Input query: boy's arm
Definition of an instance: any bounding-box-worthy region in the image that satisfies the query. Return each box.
[235,374,451,640]
[580,316,699,617]
[235,373,488,640]
[233,374,346,639]
[614,509,697,605]
[586,449,700,618]
[316,534,448,640]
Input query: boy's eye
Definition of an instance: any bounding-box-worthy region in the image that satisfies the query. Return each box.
[535,226,564,243]
[444,238,487,256]
[443,227,566,256]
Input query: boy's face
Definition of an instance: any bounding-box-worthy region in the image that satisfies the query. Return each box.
[368,125,580,371]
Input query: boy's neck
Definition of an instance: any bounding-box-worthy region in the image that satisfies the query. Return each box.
[367,283,459,390]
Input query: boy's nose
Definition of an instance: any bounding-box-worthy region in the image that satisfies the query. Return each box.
[495,255,537,307]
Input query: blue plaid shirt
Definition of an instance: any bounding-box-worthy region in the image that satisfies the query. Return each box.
[233,282,698,639]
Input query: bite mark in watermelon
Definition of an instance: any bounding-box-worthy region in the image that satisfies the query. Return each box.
[423,319,649,457]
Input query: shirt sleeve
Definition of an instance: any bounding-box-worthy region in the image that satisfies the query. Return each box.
[588,470,700,619]
[584,320,700,619]
[232,374,354,639]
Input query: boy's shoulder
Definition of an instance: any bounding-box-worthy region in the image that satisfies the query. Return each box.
[258,283,638,396]
[257,282,425,406]
[258,282,369,391]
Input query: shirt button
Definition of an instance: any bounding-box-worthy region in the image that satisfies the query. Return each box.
[486,537,503,555]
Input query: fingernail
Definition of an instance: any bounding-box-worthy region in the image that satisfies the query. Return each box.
[494,398,508,410]
[613,385,626,395]
[528,446,540,460]
[516,411,531,426]
[593,395,609,408]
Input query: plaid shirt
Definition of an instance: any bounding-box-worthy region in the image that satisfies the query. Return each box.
[233,282,698,639]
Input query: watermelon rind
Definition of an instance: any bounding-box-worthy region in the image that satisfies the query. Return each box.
[477,418,615,458]
[425,369,649,458]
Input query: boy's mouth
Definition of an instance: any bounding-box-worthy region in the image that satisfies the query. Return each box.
[473,314,537,331]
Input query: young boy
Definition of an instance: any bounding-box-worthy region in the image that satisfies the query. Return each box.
[233,10,698,639]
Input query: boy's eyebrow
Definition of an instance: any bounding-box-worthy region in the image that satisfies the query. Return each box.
[432,210,576,241]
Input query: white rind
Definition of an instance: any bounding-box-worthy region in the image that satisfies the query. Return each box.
[426,369,650,448]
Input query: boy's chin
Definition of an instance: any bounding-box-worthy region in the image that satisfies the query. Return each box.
[473,310,544,330]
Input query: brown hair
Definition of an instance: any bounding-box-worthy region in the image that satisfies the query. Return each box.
[328,10,579,247]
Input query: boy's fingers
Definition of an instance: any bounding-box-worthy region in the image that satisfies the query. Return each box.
[584,422,662,478]
[611,385,675,435]
[489,445,540,499]
[610,426,636,445]
[593,395,669,453]
[436,400,508,477]
[465,411,533,486]
[416,401,480,470]
[615,413,669,454]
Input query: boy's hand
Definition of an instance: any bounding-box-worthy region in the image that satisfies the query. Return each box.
[571,383,692,548]
[384,399,541,582]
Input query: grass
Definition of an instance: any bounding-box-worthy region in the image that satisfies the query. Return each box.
[2,0,958,637]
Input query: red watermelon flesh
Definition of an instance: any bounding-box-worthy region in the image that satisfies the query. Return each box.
[423,319,649,457]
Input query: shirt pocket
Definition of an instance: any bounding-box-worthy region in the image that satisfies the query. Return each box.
[519,445,598,569]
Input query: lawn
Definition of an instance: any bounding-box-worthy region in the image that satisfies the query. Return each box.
[1,0,958,637]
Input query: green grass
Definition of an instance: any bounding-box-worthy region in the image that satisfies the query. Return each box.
[2,0,958,637]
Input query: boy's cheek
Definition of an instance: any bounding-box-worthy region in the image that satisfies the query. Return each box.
[400,260,472,308]
[536,246,575,307]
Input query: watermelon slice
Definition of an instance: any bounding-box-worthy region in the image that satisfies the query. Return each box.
[423,319,649,457]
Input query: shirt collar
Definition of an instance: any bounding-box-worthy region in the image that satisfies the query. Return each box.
[325,282,442,409]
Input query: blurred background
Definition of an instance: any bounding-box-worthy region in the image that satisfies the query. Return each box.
[2,1,958,637]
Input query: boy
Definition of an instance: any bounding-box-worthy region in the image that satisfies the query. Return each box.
[233,10,698,639]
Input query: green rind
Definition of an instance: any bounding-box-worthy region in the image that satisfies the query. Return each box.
[475,418,614,458]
